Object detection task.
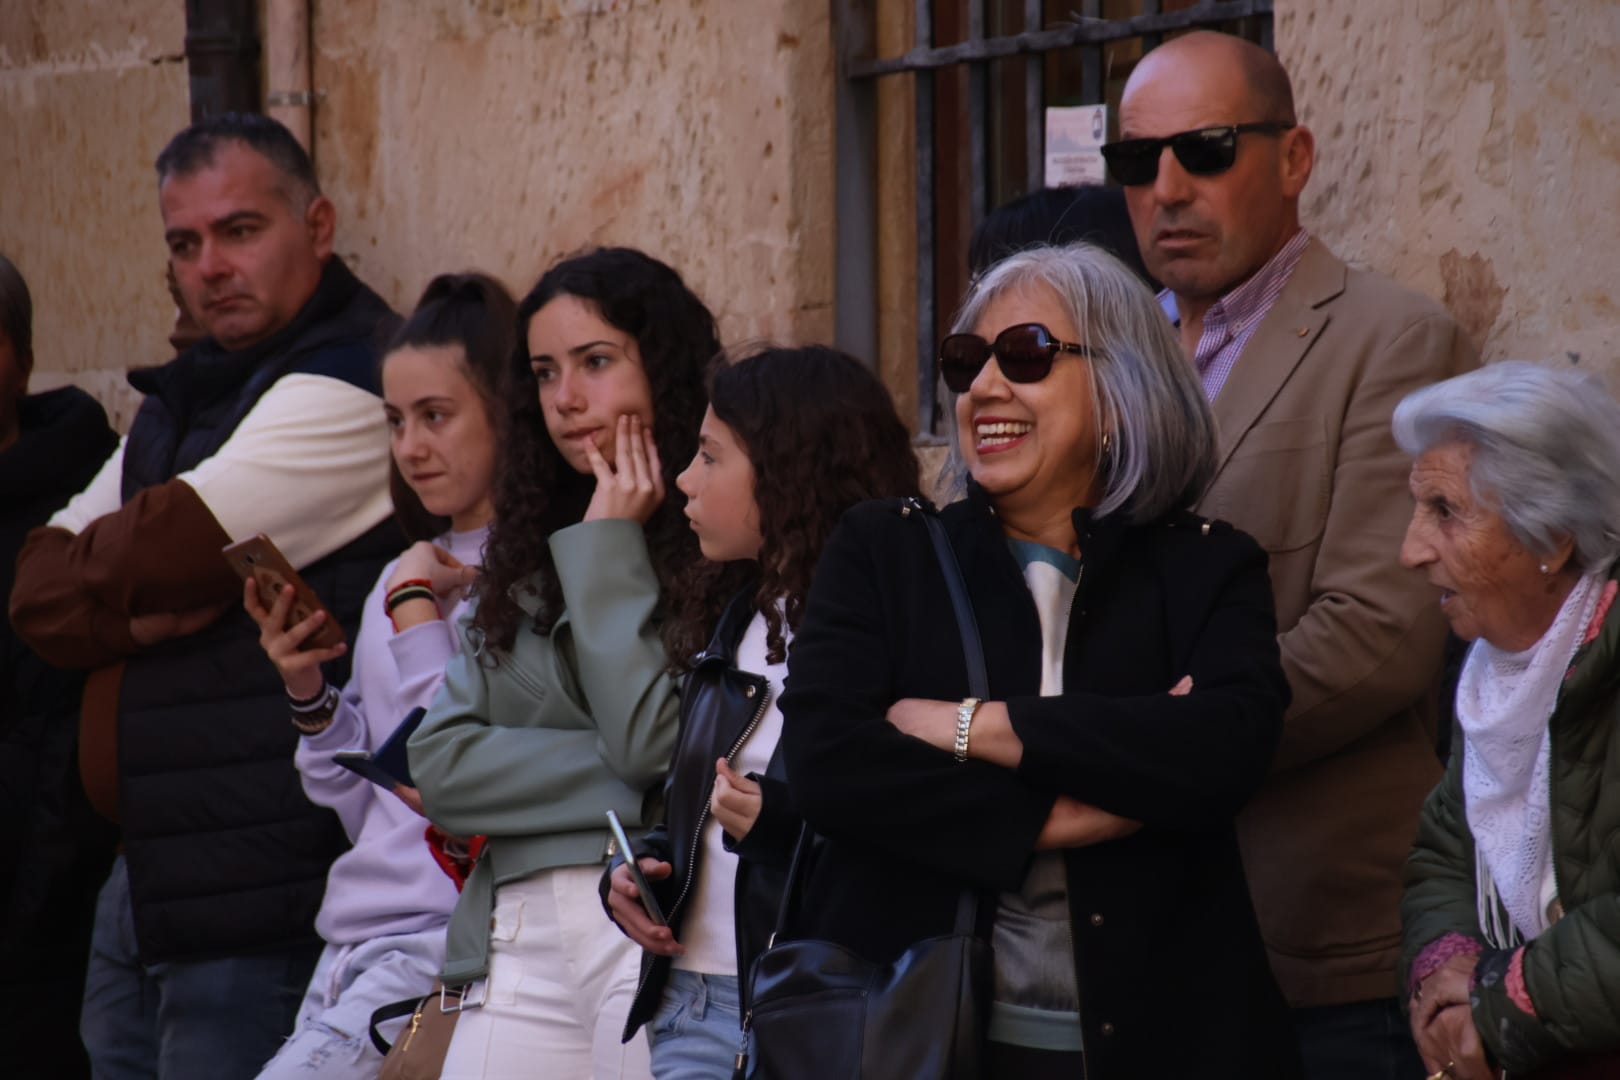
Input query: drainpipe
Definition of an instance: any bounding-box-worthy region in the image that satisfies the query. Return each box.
[264,0,314,156]
[183,0,259,120]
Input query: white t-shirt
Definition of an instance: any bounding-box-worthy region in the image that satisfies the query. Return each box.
[990,540,1085,1052]
[674,609,790,976]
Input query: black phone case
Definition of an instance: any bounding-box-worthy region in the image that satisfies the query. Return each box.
[331,706,426,789]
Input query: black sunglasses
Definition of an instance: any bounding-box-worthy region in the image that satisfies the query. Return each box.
[1099,122,1293,186]
[938,323,1093,394]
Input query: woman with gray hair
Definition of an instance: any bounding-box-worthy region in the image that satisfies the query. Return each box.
[1399,361,1620,1080]
[778,242,1301,1078]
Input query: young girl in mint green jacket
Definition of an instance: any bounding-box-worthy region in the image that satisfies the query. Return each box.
[409,248,718,1079]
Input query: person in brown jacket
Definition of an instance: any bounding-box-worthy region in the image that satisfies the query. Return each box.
[1102,31,1478,1078]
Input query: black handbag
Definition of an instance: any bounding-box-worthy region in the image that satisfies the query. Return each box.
[741,500,991,1080]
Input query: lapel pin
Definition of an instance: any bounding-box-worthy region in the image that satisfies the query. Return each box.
[1296,327,1310,338]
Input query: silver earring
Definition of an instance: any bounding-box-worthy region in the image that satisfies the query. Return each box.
[1540,563,1551,574]
[1101,432,1112,456]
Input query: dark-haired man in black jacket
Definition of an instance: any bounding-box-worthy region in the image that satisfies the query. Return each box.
[11,116,402,1079]
[0,251,120,1080]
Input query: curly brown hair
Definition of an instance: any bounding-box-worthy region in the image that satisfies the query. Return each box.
[664,345,921,666]
[469,248,719,658]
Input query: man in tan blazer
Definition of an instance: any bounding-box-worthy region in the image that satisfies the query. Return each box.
[1107,32,1478,1078]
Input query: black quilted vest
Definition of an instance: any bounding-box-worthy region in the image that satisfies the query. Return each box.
[117,260,404,963]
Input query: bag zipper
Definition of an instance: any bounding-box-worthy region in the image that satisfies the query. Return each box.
[399,1001,424,1054]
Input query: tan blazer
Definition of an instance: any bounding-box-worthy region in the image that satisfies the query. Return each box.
[1195,238,1478,1008]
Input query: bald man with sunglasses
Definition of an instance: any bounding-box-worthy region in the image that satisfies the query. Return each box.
[1105,31,1478,1080]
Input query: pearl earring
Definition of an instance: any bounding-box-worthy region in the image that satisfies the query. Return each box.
[1540,563,1551,574]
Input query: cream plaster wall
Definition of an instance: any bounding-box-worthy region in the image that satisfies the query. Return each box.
[2,0,834,432]
[1279,0,1620,373]
[7,0,1617,432]
[310,0,836,347]
[0,2,188,429]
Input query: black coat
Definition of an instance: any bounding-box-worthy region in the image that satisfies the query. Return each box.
[608,591,798,1040]
[779,491,1302,1080]
[0,387,119,1079]
[115,260,402,962]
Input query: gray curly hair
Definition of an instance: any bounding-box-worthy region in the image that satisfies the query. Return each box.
[1392,360,1620,570]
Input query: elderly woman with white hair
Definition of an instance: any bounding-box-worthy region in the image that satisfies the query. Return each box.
[777,242,1301,1079]
[1399,361,1620,1080]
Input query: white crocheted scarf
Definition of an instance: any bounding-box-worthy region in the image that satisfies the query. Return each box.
[1455,570,1605,943]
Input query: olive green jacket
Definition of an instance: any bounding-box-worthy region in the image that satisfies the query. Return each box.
[1401,569,1620,1073]
[408,519,680,985]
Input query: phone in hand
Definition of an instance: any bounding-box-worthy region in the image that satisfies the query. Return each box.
[606,808,667,927]
[222,533,344,651]
[332,706,425,789]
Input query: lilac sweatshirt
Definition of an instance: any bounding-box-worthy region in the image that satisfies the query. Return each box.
[293,525,487,945]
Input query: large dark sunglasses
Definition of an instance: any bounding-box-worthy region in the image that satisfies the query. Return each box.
[1100,122,1293,186]
[938,323,1093,394]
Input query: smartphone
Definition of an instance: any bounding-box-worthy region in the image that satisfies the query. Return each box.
[333,706,426,789]
[606,809,667,927]
[222,534,344,651]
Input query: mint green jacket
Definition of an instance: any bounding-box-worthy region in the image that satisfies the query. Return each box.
[408,519,681,985]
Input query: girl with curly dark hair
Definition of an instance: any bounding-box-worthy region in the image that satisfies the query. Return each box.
[408,248,719,1078]
[603,345,920,1078]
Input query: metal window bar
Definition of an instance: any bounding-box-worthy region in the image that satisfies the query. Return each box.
[850,0,1273,436]
[849,0,1274,78]
[1080,0,1103,106]
[914,0,937,437]
[1023,0,1042,194]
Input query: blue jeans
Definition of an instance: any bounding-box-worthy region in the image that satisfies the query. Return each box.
[1293,997,1425,1080]
[256,927,445,1079]
[80,857,319,1080]
[648,970,745,1080]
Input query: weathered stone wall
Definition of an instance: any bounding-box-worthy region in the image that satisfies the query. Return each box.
[0,3,188,429]
[8,0,1616,431]
[2,0,834,431]
[1280,0,1620,372]
[311,0,835,348]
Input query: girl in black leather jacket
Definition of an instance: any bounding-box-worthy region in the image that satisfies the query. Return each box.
[601,345,919,1078]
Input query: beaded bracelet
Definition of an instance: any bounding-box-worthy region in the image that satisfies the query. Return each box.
[291,715,336,737]
[385,578,435,607]
[385,585,437,615]
[386,585,438,634]
[287,678,330,711]
[289,683,341,735]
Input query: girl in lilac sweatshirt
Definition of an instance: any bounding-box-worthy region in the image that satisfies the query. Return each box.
[243,273,514,1078]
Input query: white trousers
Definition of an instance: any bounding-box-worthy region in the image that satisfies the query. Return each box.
[440,864,651,1079]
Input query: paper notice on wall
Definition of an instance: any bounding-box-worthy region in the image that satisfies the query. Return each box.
[1044,105,1108,187]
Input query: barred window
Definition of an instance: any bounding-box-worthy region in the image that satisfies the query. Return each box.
[834,0,1274,438]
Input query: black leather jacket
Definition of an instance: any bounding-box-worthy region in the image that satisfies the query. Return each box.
[603,590,799,1041]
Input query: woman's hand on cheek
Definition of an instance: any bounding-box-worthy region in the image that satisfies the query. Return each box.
[582,414,666,525]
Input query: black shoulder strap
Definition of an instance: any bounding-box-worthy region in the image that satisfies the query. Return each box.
[368,994,424,1055]
[911,498,988,700]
